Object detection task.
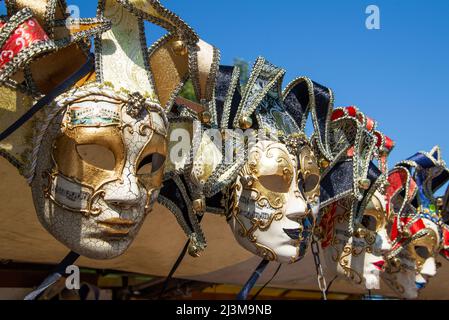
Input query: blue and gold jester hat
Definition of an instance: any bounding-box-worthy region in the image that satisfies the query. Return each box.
[281,76,395,236]
[159,57,340,257]
[397,146,449,222]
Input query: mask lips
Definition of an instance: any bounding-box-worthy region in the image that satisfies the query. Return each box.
[283,228,301,240]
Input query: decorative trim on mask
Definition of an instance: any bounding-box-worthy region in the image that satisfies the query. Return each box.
[26,83,167,184]
[216,65,241,129]
[147,33,189,111]
[42,170,105,217]
[114,0,199,43]
[386,166,417,220]
[338,244,364,285]
[173,175,206,256]
[229,180,280,262]
[283,77,334,160]
[5,1,111,95]
[187,40,221,119]
[0,8,56,85]
[202,130,247,197]
[158,194,193,239]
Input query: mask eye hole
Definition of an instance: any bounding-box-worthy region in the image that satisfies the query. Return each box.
[137,153,166,175]
[258,172,292,193]
[76,144,116,170]
[414,246,430,259]
[361,215,377,232]
[302,174,320,194]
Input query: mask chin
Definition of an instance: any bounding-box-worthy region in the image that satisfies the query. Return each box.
[382,255,419,299]
[364,272,381,290]
[415,273,428,291]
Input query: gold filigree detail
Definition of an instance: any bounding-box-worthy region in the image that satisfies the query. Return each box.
[384,275,405,294]
[255,243,277,261]
[42,170,105,217]
[338,244,364,285]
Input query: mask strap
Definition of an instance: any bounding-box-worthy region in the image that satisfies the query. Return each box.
[24,251,80,300]
[0,54,94,142]
[236,259,270,300]
[251,263,282,300]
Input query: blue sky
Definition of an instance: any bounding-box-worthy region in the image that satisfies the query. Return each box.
[2,1,448,192]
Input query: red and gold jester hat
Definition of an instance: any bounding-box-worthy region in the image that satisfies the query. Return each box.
[384,147,449,298]
[317,105,395,290]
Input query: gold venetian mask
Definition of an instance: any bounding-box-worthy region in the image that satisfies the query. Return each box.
[33,86,168,259]
[354,194,388,242]
[408,227,439,272]
[228,139,320,264]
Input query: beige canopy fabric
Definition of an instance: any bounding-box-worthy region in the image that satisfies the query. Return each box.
[1,157,448,299]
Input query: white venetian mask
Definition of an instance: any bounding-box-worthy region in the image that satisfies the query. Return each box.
[383,215,440,299]
[31,87,167,259]
[228,139,320,263]
[319,191,391,289]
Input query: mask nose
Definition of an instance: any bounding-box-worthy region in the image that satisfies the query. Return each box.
[103,168,141,208]
[420,257,437,277]
[377,229,392,252]
[285,192,307,218]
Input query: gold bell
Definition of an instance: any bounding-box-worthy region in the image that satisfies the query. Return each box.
[358,178,371,190]
[187,234,204,258]
[389,257,401,269]
[239,116,253,129]
[192,197,206,215]
[401,229,411,239]
[379,147,389,157]
[313,226,323,239]
[200,111,212,124]
[319,158,330,169]
[354,227,367,238]
[172,40,188,56]
[436,197,444,208]
[188,242,201,258]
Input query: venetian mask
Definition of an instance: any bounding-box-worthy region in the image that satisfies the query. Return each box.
[0,0,204,259]
[320,190,391,289]
[228,139,320,263]
[381,147,449,298]
[315,106,394,290]
[31,86,167,259]
[383,215,441,299]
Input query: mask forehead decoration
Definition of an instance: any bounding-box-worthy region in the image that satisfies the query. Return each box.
[313,105,395,290]
[0,0,210,259]
[384,146,449,299]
